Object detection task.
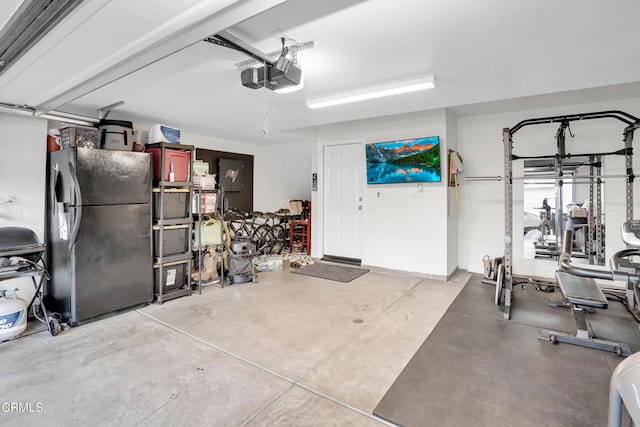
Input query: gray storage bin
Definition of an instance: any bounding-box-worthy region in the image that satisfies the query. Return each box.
[99,119,134,151]
[152,188,190,219]
[153,260,187,293]
[153,225,189,257]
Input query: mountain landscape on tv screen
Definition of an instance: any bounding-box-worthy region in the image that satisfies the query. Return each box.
[366,137,441,184]
[366,139,439,166]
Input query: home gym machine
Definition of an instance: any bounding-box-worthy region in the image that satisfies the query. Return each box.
[538,226,637,356]
[540,220,640,356]
[469,110,640,320]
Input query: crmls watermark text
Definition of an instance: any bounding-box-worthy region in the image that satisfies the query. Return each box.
[0,402,43,413]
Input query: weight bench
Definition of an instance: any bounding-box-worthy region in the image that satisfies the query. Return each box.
[539,271,632,356]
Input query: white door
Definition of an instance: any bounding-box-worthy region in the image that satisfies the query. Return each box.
[323,143,365,260]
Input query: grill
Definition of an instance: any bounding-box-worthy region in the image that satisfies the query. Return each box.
[0,227,60,337]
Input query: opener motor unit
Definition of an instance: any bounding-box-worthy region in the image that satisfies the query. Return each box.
[240,57,302,91]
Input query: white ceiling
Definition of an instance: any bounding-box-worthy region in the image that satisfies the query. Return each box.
[1,0,640,144]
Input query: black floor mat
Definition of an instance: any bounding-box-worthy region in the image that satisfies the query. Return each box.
[373,274,640,427]
[291,262,369,283]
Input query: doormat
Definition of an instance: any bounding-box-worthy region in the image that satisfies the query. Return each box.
[291,262,369,283]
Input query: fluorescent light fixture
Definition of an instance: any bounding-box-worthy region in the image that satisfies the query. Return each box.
[306,75,435,109]
[39,113,96,127]
[37,110,99,126]
[43,110,99,122]
[0,101,100,126]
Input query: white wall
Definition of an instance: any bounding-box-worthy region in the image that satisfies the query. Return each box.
[458,97,640,277]
[312,109,456,277]
[254,141,313,212]
[0,113,48,302]
[445,109,459,275]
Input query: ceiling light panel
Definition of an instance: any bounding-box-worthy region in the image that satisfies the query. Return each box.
[306,75,434,109]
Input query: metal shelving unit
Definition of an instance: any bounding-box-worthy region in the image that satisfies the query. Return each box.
[193,185,226,291]
[149,142,194,304]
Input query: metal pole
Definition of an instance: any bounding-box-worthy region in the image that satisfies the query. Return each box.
[588,155,595,264]
[624,128,635,308]
[466,174,631,182]
[464,176,503,182]
[624,127,634,221]
[521,179,617,185]
[596,156,604,264]
[556,122,566,257]
[516,174,631,181]
[503,128,513,320]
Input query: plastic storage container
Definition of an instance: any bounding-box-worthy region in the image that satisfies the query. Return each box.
[254,255,283,272]
[148,147,191,182]
[152,188,190,220]
[153,224,189,257]
[193,160,209,175]
[99,120,133,151]
[149,124,180,144]
[153,260,187,293]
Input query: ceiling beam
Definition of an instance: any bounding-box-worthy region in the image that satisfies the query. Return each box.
[29,0,287,112]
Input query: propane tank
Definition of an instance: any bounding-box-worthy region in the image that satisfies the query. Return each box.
[0,288,28,342]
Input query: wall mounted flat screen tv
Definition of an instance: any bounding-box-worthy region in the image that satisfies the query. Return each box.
[366,136,441,184]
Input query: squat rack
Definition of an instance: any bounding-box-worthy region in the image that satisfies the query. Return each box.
[500,110,640,319]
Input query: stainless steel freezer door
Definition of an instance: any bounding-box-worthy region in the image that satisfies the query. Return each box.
[74,148,151,206]
[73,203,153,322]
[47,150,76,321]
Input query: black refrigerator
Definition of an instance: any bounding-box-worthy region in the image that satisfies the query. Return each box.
[46,148,153,325]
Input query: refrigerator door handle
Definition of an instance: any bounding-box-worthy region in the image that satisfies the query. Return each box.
[52,164,60,206]
[68,161,83,247]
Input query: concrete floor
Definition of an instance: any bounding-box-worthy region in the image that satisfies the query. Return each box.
[0,267,471,426]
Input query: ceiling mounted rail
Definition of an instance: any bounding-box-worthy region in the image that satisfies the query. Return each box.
[205,30,274,66]
[0,0,85,78]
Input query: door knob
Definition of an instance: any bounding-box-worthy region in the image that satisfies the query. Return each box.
[358,206,362,210]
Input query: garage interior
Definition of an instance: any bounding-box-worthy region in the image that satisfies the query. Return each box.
[2,1,640,426]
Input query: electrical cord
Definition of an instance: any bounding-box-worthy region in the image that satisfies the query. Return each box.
[0,194,18,223]
[9,256,49,279]
[280,31,300,45]
[262,60,269,138]
[278,37,289,59]
[7,256,54,319]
